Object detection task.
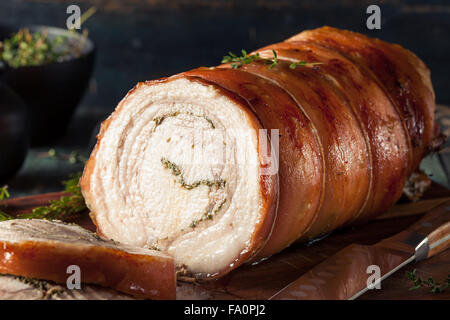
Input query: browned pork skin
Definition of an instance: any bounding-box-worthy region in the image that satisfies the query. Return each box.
[0,219,175,299]
[81,26,436,278]
[288,26,435,172]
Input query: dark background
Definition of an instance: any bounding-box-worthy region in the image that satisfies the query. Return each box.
[2,0,449,109]
[1,0,450,194]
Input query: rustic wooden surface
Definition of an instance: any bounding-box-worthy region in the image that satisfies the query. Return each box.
[2,182,449,300]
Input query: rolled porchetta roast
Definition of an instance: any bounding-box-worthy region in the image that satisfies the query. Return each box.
[81,26,440,279]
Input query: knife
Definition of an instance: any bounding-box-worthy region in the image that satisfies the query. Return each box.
[270,200,450,300]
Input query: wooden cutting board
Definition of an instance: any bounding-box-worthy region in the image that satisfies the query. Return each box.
[2,183,450,300]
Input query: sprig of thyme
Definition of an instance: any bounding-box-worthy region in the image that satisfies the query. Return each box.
[0,186,9,202]
[18,173,86,220]
[267,49,278,69]
[0,173,87,222]
[221,50,261,69]
[221,49,322,70]
[0,186,13,220]
[406,269,450,293]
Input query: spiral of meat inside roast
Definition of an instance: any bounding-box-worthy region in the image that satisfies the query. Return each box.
[84,78,277,276]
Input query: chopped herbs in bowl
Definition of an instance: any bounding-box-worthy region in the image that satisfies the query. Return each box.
[0,27,92,68]
[0,25,95,145]
[1,29,65,68]
[0,8,96,146]
[0,7,95,68]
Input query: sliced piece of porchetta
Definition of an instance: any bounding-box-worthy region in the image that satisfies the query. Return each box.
[0,219,175,299]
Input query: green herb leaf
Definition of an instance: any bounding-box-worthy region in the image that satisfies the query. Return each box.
[18,173,86,220]
[221,50,260,69]
[0,173,87,222]
[0,185,10,202]
[406,269,450,293]
[268,49,278,69]
[221,49,321,70]
[0,211,13,221]
[0,186,12,222]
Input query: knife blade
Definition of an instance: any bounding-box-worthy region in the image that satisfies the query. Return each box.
[270,199,450,300]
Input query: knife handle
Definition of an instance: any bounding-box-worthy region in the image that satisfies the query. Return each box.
[403,199,450,259]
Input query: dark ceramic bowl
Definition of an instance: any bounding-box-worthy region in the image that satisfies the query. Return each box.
[0,25,95,146]
[0,82,29,184]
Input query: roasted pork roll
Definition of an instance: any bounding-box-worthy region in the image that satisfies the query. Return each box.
[81,26,438,278]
